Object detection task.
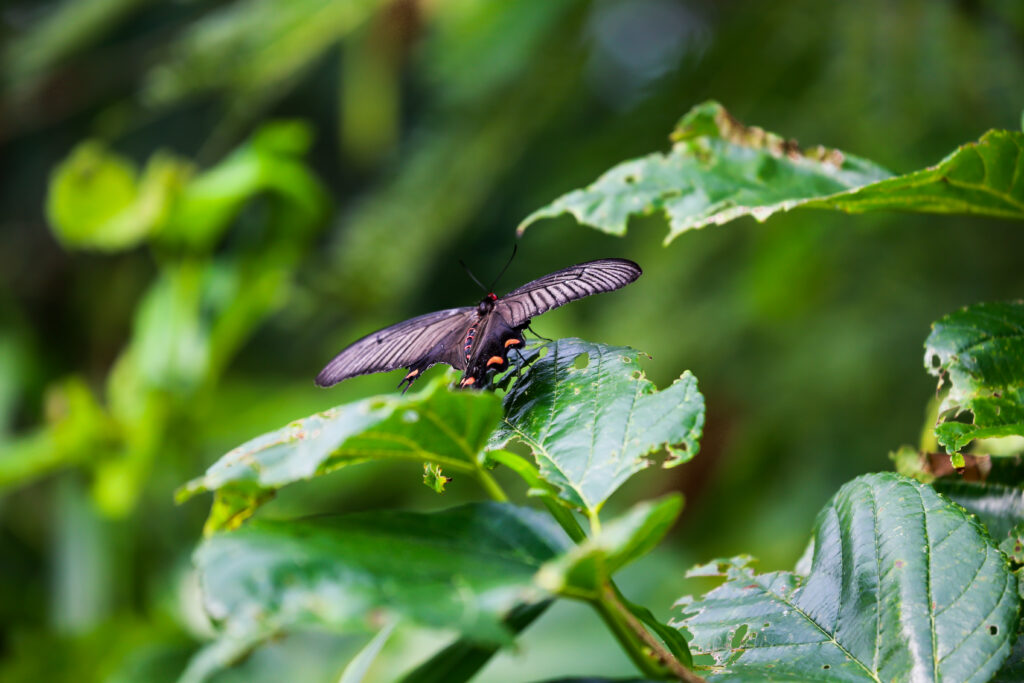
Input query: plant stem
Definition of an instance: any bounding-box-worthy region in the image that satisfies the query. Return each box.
[598,582,705,683]
[475,468,509,502]
[592,590,669,679]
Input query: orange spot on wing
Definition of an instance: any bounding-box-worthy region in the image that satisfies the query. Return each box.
[486,356,504,367]
[404,369,420,379]
[460,377,476,386]
[504,338,521,347]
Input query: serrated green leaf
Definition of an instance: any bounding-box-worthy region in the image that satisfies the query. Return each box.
[925,301,1024,454]
[518,100,1024,244]
[177,377,503,532]
[537,495,683,595]
[423,462,452,494]
[182,503,566,682]
[674,473,1019,682]
[490,339,704,512]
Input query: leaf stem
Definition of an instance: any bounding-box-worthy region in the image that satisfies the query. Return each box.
[475,468,509,502]
[591,589,669,679]
[598,582,705,682]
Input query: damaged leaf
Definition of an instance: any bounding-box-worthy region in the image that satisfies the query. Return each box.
[490,339,704,512]
[674,473,1018,682]
[519,100,1024,244]
[925,301,1024,454]
[177,376,502,533]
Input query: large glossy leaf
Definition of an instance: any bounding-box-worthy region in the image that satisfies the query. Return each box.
[178,377,503,532]
[181,503,567,683]
[925,301,1024,454]
[491,339,703,512]
[674,473,1019,682]
[518,100,1024,244]
[931,478,1024,542]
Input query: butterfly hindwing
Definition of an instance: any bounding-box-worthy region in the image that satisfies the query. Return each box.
[315,307,475,388]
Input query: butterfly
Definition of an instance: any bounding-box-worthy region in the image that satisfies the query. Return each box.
[315,258,642,392]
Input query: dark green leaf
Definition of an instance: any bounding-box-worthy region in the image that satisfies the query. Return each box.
[925,301,1024,454]
[932,478,1024,542]
[177,377,503,532]
[518,100,1024,244]
[675,473,1019,682]
[184,503,567,681]
[491,339,703,512]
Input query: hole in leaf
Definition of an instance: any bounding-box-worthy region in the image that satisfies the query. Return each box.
[730,624,748,648]
[573,353,590,370]
[823,664,831,670]
[990,625,999,636]
[625,175,636,184]
[929,353,941,369]
[631,370,642,379]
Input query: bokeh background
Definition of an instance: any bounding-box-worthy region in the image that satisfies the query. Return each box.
[2,0,1023,680]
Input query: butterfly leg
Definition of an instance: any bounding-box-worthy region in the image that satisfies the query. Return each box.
[397,366,425,394]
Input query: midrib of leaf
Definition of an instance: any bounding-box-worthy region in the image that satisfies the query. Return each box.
[870,487,883,675]
[501,417,586,508]
[922,493,939,682]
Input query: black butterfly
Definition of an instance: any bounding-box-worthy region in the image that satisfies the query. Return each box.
[315,258,642,391]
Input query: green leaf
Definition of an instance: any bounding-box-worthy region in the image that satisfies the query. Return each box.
[674,473,1019,682]
[931,478,1024,542]
[46,142,190,251]
[924,301,1024,454]
[183,503,566,680]
[518,100,1024,244]
[999,522,1024,564]
[177,377,503,532]
[423,462,452,494]
[490,339,704,512]
[338,621,395,683]
[537,495,683,595]
[163,120,329,251]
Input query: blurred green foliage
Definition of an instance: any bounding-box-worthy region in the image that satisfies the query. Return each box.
[1,0,1024,680]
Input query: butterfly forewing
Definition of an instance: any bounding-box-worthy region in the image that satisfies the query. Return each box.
[314,307,475,387]
[495,258,641,326]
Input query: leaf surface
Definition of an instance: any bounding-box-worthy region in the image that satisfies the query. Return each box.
[925,301,1024,454]
[178,377,502,532]
[518,101,1024,244]
[675,473,1019,682]
[183,503,566,682]
[490,339,704,512]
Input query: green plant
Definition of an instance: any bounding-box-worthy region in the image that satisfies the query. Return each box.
[178,103,1024,681]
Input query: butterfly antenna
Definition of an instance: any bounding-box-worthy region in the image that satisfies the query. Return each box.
[459,259,488,294]
[488,243,518,292]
